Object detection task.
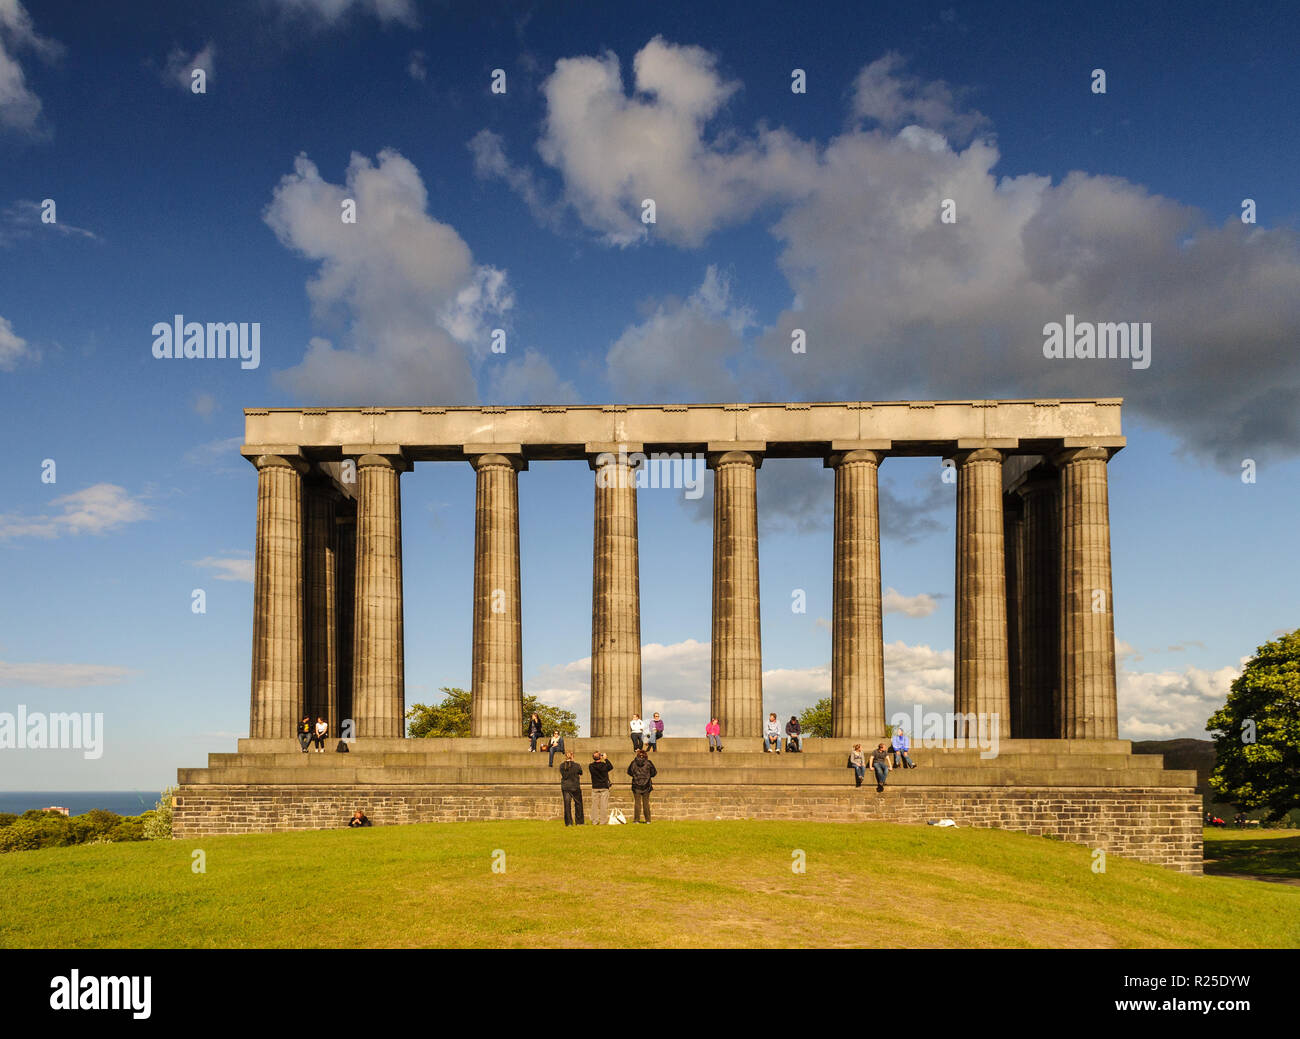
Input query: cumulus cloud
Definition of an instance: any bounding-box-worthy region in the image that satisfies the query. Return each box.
[271,0,418,27]
[0,314,32,368]
[606,265,752,402]
[192,552,254,582]
[0,199,97,245]
[883,588,938,617]
[1117,659,1241,739]
[486,40,1300,466]
[160,42,215,91]
[0,0,61,134]
[0,658,134,687]
[484,349,579,405]
[264,149,513,403]
[0,484,150,540]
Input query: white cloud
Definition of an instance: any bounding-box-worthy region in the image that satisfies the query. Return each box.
[0,0,61,134]
[0,199,97,245]
[883,587,938,617]
[1117,660,1241,740]
[161,42,215,91]
[0,313,31,369]
[0,658,133,687]
[271,0,418,27]
[850,51,989,142]
[0,484,151,540]
[192,553,254,583]
[264,149,512,403]
[484,349,579,405]
[407,49,426,81]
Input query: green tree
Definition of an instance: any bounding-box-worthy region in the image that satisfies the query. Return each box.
[407,687,579,738]
[1206,629,1300,822]
[144,787,176,840]
[800,697,833,738]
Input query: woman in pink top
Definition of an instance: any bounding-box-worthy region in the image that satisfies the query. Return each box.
[706,718,723,753]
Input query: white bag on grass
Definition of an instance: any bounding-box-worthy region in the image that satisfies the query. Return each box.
[609,808,627,825]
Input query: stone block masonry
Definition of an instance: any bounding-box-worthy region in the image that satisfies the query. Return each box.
[173,783,1202,873]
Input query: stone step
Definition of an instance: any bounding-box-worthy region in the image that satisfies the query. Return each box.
[209,750,1158,771]
[177,764,1195,787]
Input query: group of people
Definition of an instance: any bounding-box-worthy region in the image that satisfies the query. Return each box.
[848,729,917,791]
[558,748,657,825]
[298,716,329,753]
[764,714,804,753]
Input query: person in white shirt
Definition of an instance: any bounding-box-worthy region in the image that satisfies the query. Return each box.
[629,714,645,751]
[313,717,328,753]
[764,713,781,753]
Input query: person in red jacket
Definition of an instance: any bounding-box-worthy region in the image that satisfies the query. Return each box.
[706,718,723,753]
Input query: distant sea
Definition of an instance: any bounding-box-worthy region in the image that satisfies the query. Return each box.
[0,792,157,817]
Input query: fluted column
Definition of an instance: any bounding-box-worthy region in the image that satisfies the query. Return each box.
[1056,447,1119,738]
[1017,469,1060,737]
[250,454,306,739]
[589,451,642,738]
[470,452,525,737]
[334,502,356,736]
[828,450,886,738]
[1004,493,1024,737]
[709,450,763,739]
[954,448,1010,740]
[303,475,338,737]
[351,453,406,738]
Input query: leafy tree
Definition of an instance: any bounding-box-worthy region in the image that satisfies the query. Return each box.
[1206,629,1300,822]
[143,787,176,840]
[800,697,833,738]
[407,687,578,738]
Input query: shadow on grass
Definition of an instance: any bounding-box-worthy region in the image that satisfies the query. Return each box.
[1204,834,1300,881]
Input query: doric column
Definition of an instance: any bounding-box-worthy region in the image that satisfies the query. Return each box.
[303,475,338,737]
[1017,468,1060,737]
[827,450,886,738]
[709,449,763,739]
[1056,447,1119,738]
[351,453,407,738]
[1004,493,1024,737]
[589,448,642,738]
[249,454,306,739]
[470,452,526,737]
[953,448,1010,740]
[334,501,356,736]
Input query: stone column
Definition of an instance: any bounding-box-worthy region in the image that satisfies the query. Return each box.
[351,453,407,738]
[1056,448,1119,738]
[470,453,526,737]
[334,502,356,736]
[709,450,763,739]
[1004,493,1024,737]
[589,451,642,738]
[1017,469,1060,738]
[953,448,1010,740]
[828,450,886,739]
[303,476,338,737]
[249,454,306,739]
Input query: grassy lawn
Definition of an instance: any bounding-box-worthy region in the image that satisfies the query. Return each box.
[1203,828,1300,880]
[1,820,1297,949]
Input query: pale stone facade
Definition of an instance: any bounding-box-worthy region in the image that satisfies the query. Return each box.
[240,399,1124,742]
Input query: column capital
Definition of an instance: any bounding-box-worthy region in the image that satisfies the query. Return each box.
[824,448,885,469]
[1052,446,1110,466]
[354,452,411,473]
[468,452,527,473]
[251,453,310,475]
[951,447,1004,465]
[706,448,764,470]
[587,444,646,472]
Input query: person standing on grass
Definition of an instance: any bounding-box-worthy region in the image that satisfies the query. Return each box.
[627,747,657,823]
[870,742,891,792]
[589,750,614,824]
[548,731,566,767]
[527,712,545,753]
[891,727,915,769]
[298,716,312,754]
[849,744,866,787]
[313,716,328,753]
[630,714,645,751]
[706,717,723,753]
[559,751,585,826]
[765,713,782,753]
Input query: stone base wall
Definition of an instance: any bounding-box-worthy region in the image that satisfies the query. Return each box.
[174,783,1203,873]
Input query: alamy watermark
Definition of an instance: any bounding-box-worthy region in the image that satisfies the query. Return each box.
[0,705,104,759]
[151,314,260,369]
[594,445,705,499]
[1042,314,1151,370]
[890,707,1000,759]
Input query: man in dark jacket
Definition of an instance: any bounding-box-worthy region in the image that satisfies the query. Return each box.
[626,748,657,824]
[559,751,585,826]
[589,751,614,825]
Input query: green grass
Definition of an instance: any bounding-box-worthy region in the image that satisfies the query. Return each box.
[1,821,1297,948]
[1203,828,1300,880]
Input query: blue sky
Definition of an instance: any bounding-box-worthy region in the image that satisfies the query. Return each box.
[1,0,1296,790]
